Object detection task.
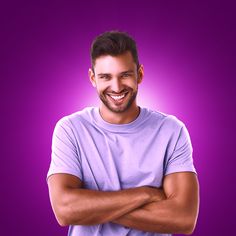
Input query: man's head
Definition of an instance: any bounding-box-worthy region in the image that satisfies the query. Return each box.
[90,30,140,72]
[88,31,144,115]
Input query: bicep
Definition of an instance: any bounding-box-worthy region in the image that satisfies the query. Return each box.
[48,172,83,188]
[163,172,199,217]
[47,173,83,209]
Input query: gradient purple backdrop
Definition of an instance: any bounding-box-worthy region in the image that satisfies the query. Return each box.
[1,1,236,235]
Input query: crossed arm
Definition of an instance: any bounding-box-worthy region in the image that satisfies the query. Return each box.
[47,172,199,235]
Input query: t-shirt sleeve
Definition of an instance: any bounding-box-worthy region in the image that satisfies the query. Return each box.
[46,117,83,182]
[164,124,197,176]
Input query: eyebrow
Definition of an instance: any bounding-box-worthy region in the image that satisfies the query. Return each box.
[97,70,135,76]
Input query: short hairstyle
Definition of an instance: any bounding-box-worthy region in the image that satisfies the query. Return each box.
[90,30,140,71]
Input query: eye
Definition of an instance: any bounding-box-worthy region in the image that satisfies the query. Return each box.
[99,75,110,80]
[122,73,131,78]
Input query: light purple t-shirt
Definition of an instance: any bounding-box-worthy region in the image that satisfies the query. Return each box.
[47,106,196,236]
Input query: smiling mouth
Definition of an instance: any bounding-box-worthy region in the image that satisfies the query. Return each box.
[107,92,129,102]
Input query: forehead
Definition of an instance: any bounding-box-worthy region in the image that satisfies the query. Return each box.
[93,51,137,75]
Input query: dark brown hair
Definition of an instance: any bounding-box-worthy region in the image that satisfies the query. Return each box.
[90,30,139,71]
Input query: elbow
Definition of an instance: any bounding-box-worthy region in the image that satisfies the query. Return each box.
[52,204,78,227]
[180,217,197,235]
[53,204,92,226]
[176,204,199,235]
[54,208,71,227]
[182,224,196,235]
[57,217,69,227]
[182,225,195,235]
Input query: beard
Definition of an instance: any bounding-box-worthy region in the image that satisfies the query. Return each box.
[98,87,138,113]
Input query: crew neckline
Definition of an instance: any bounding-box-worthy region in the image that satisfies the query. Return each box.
[92,106,148,133]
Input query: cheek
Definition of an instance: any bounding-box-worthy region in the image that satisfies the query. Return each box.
[96,83,108,93]
[126,80,138,89]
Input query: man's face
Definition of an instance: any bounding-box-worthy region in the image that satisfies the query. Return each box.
[89,51,143,113]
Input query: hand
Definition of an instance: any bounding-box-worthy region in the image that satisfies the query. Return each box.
[142,186,166,203]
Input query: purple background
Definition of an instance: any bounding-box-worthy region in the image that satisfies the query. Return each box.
[1,1,235,235]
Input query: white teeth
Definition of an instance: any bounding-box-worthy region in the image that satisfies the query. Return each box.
[110,94,125,100]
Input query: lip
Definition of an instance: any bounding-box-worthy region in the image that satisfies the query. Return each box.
[106,91,129,103]
[106,91,128,96]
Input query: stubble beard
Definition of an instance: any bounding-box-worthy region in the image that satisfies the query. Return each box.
[99,88,138,113]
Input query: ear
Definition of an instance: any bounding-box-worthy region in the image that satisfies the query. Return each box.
[137,64,144,84]
[88,68,96,87]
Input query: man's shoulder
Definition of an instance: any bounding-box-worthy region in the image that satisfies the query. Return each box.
[145,107,185,129]
[54,107,96,129]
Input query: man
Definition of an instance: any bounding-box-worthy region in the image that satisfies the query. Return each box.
[47,31,199,236]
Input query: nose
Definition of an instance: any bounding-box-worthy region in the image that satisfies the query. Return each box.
[110,77,123,93]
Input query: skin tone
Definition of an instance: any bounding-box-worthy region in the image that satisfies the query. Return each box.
[88,51,144,124]
[47,51,199,234]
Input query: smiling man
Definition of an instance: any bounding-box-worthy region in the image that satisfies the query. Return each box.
[90,50,142,124]
[47,31,199,236]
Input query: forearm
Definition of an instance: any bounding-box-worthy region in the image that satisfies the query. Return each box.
[112,173,199,235]
[57,186,152,226]
[112,199,196,234]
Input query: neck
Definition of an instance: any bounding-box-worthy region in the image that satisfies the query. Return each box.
[99,102,140,124]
